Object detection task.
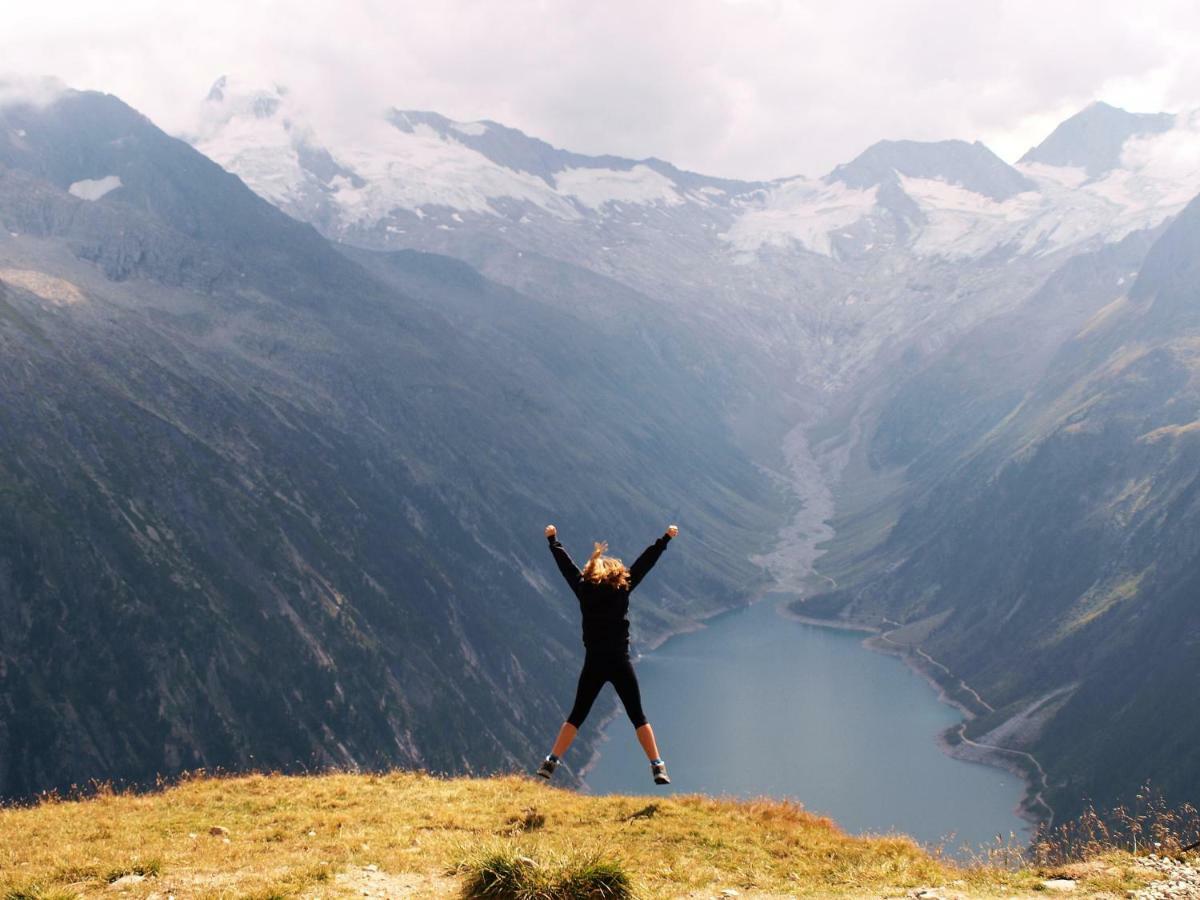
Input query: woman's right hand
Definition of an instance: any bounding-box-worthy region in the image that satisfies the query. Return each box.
[545,524,556,538]
[666,524,679,538]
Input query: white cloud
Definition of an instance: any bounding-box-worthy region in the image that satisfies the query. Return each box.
[1121,110,1200,180]
[2,1,1200,180]
[0,75,67,109]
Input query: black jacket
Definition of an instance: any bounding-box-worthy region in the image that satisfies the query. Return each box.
[548,532,672,654]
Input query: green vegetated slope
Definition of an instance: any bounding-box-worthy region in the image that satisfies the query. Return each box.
[0,91,791,800]
[800,197,1200,820]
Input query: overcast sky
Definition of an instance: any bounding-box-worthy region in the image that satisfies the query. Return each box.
[4,0,1200,180]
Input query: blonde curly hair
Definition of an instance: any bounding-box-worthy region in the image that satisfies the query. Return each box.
[581,540,630,590]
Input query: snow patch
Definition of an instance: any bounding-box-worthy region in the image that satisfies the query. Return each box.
[554,165,683,210]
[904,156,1200,259]
[324,122,577,222]
[450,121,488,137]
[1015,162,1089,189]
[898,175,1042,258]
[0,76,67,110]
[719,178,877,257]
[68,175,123,201]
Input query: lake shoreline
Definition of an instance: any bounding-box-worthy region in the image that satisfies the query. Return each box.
[780,602,1052,831]
[578,582,1052,837]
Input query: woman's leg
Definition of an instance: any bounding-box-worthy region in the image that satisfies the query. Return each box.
[557,656,606,752]
[550,722,577,758]
[610,657,663,762]
[635,723,662,761]
[538,660,606,777]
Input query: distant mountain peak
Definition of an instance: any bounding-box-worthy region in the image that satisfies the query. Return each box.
[1019,101,1175,177]
[205,75,228,103]
[826,138,1036,201]
[390,109,490,137]
[387,108,599,185]
[200,76,288,127]
[385,108,756,194]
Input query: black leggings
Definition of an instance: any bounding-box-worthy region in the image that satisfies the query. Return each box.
[566,652,648,729]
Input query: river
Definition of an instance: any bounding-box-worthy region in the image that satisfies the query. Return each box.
[581,596,1030,855]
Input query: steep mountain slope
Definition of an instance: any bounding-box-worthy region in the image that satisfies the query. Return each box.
[0,90,788,799]
[798,193,1200,820]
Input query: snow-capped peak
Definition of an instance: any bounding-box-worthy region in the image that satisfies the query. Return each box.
[188,88,1200,267]
[826,138,1036,201]
[191,80,745,232]
[194,76,291,142]
[725,108,1200,261]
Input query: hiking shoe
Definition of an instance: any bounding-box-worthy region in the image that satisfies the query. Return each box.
[651,760,670,785]
[536,756,559,779]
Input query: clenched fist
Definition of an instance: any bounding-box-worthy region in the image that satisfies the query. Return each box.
[666,524,679,538]
[545,524,556,538]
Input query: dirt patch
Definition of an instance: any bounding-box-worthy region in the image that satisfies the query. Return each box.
[322,864,459,898]
[0,267,86,305]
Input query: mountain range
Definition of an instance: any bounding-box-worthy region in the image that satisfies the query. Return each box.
[0,88,785,798]
[3,77,1200,824]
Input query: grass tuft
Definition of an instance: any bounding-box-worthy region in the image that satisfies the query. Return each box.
[553,857,631,900]
[103,858,162,883]
[4,884,78,900]
[1033,782,1200,864]
[501,806,547,834]
[459,846,632,900]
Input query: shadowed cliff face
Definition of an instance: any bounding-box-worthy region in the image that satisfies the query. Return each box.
[0,91,788,799]
[803,196,1200,819]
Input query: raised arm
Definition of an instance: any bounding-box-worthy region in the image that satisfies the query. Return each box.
[628,524,678,592]
[545,525,582,593]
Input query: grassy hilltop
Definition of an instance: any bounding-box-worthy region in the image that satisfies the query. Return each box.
[0,771,1169,899]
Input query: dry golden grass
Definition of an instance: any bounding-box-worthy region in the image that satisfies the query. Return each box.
[0,771,1161,898]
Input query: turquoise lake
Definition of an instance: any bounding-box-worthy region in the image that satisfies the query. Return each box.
[581,596,1029,855]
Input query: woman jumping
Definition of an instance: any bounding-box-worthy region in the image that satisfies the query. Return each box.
[536,522,678,785]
